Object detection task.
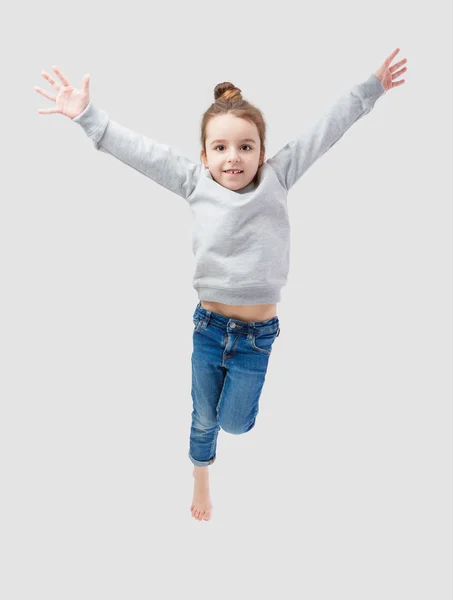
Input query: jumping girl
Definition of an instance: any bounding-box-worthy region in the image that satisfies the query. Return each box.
[34,48,408,522]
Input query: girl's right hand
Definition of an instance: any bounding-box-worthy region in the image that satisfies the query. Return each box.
[34,66,91,119]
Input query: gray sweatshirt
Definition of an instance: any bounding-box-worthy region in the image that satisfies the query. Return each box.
[73,73,385,305]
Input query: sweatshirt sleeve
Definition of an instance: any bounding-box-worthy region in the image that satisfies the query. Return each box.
[266,73,386,191]
[72,102,201,200]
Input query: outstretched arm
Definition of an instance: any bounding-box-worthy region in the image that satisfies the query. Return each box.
[267,48,408,192]
[35,66,200,201]
[73,102,201,201]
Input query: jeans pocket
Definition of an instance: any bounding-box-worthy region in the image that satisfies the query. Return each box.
[251,329,278,355]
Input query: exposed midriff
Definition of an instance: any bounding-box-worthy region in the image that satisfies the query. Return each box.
[200,301,277,323]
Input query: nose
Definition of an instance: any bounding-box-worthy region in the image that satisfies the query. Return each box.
[227,150,240,162]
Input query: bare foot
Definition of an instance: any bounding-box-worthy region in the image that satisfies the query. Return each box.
[191,466,213,521]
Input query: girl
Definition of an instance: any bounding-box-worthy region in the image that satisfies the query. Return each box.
[34,48,408,522]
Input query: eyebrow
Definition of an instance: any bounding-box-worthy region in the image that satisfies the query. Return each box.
[210,138,257,145]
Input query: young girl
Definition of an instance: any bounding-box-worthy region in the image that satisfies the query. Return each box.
[35,48,407,522]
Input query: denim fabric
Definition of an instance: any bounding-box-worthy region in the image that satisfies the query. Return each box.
[188,301,280,467]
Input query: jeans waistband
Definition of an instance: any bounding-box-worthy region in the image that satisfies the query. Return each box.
[194,301,279,334]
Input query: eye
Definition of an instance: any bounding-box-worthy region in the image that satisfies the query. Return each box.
[214,145,253,151]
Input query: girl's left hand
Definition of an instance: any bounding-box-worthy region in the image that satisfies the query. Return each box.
[374,48,408,92]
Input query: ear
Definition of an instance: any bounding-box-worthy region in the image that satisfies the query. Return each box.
[200,150,208,168]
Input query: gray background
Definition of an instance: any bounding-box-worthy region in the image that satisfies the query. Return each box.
[2,0,452,598]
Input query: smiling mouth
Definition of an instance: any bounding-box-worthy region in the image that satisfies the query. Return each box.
[223,170,243,175]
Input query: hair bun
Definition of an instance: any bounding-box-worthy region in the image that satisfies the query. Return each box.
[214,82,242,102]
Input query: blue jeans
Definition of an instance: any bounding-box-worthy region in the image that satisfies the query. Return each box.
[188,301,280,467]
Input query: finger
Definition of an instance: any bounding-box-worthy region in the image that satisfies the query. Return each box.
[82,73,91,93]
[392,79,405,88]
[392,66,407,79]
[52,65,71,87]
[391,58,408,72]
[37,107,60,114]
[34,85,57,102]
[386,47,400,63]
[41,70,62,92]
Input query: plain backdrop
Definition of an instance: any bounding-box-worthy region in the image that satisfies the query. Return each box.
[2,0,452,598]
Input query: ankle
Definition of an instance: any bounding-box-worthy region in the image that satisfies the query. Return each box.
[193,466,209,477]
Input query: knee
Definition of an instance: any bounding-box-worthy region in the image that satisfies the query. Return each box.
[219,418,256,435]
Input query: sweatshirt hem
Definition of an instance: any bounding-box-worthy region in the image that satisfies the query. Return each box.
[196,286,281,305]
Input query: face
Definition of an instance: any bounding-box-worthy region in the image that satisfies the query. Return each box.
[201,113,265,191]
